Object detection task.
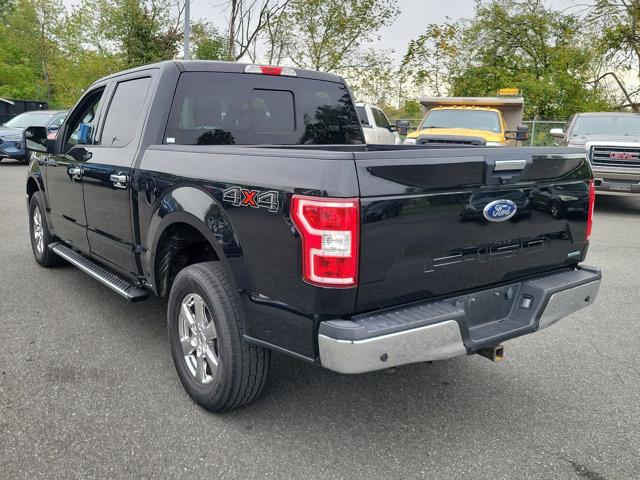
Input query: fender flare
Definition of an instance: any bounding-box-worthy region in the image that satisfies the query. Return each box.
[144,186,242,292]
[26,160,49,210]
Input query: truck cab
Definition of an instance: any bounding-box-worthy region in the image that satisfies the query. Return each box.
[355,102,401,145]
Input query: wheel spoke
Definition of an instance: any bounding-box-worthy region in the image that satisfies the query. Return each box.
[196,354,206,382]
[194,296,206,327]
[180,301,196,329]
[204,345,219,371]
[204,320,217,340]
[181,335,196,356]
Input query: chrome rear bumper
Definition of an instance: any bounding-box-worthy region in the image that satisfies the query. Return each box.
[319,267,601,374]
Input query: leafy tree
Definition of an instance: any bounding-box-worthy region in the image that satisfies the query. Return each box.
[341,49,399,104]
[403,0,615,118]
[0,0,63,103]
[191,22,227,60]
[589,0,640,110]
[282,0,398,72]
[402,22,459,96]
[99,0,182,68]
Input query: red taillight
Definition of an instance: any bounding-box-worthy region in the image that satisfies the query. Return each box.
[291,195,359,288]
[586,179,595,241]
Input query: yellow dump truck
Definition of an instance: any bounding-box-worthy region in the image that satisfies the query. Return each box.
[403,90,528,146]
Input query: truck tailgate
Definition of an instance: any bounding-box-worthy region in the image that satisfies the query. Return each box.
[354,147,592,312]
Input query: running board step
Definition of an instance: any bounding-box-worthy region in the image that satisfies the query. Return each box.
[50,243,148,302]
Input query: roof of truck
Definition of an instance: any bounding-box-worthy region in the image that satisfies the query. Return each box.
[91,60,345,86]
[576,112,640,117]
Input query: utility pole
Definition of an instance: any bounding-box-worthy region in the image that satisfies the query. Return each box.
[183,0,191,60]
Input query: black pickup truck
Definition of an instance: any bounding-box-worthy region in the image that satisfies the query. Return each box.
[24,61,601,412]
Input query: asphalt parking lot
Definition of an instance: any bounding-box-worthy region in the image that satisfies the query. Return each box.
[1,159,639,479]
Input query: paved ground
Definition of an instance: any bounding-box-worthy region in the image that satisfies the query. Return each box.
[1,159,639,480]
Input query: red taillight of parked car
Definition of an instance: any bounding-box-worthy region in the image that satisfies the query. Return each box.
[291,195,359,288]
[586,179,595,242]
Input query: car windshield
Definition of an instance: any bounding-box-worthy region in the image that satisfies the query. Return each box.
[572,116,640,136]
[421,109,501,133]
[4,112,52,128]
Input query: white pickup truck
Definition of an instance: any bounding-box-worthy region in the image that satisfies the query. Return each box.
[355,102,401,145]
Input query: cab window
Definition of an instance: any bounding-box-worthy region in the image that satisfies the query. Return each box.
[100,77,151,147]
[64,88,105,152]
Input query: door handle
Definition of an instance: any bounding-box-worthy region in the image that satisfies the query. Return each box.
[110,173,128,189]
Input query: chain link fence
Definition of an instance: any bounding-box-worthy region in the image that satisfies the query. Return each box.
[522,119,567,147]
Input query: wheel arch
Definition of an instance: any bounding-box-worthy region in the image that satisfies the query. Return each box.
[145,186,243,297]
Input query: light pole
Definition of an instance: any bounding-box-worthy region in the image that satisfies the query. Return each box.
[184,0,191,60]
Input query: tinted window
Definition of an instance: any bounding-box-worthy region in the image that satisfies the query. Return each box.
[101,77,151,147]
[64,88,104,152]
[165,72,364,145]
[372,108,390,128]
[421,109,501,133]
[356,106,370,126]
[572,115,640,136]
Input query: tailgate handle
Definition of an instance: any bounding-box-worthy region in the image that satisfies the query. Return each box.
[494,160,526,172]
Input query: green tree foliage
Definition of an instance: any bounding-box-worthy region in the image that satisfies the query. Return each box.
[282,0,398,72]
[191,22,227,60]
[402,22,459,96]
[403,0,615,118]
[589,0,640,110]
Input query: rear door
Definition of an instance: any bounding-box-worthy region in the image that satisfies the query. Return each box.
[354,148,592,312]
[82,75,153,276]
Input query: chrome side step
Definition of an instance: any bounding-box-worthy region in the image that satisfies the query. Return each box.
[50,243,148,302]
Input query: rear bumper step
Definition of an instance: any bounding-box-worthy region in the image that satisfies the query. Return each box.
[50,243,148,302]
[318,267,601,374]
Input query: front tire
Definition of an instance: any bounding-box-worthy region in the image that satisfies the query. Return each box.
[168,262,270,412]
[29,192,65,267]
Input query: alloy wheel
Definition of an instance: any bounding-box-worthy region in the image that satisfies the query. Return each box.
[178,293,220,385]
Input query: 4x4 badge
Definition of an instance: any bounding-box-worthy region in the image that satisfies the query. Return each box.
[223,187,279,213]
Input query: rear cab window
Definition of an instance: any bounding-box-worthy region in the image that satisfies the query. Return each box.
[164,72,364,145]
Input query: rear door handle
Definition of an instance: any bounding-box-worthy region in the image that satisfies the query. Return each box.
[110,173,128,189]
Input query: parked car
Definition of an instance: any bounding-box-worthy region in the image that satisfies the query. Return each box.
[24,61,600,412]
[0,110,66,163]
[355,102,401,145]
[530,184,590,219]
[551,112,640,194]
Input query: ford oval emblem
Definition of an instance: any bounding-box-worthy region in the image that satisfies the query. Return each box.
[483,199,517,222]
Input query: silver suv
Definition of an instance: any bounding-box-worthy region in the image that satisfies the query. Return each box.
[551,112,640,194]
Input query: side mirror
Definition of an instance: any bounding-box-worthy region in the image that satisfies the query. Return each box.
[505,124,529,142]
[23,126,48,153]
[396,120,411,136]
[549,128,565,139]
[77,123,91,145]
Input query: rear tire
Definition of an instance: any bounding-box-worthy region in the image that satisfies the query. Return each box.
[29,191,65,267]
[167,261,270,412]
